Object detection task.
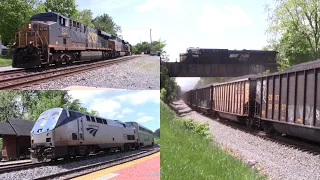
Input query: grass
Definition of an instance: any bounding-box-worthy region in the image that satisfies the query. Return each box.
[160,101,266,180]
[0,57,12,67]
[154,137,160,145]
[0,138,2,158]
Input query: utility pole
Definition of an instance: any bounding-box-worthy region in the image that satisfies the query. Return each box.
[150,29,152,51]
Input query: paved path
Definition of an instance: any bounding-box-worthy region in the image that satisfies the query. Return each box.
[72,152,160,180]
[0,66,22,72]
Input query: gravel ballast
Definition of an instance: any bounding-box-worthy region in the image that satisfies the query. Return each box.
[23,56,160,90]
[0,150,143,180]
[170,100,320,180]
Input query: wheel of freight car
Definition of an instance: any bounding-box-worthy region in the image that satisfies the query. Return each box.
[245,119,255,129]
[263,122,279,137]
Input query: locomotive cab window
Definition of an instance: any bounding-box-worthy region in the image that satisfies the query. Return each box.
[86,115,91,121]
[102,119,107,124]
[91,117,96,122]
[96,118,103,124]
[59,17,66,26]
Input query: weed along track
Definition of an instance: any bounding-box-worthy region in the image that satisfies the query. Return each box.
[169,100,320,180]
[161,101,265,180]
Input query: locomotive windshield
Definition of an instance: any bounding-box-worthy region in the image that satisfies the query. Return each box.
[31,108,63,134]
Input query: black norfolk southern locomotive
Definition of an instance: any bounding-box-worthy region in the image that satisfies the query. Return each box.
[12,12,132,68]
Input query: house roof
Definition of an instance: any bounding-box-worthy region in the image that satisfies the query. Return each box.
[0,118,36,136]
[0,122,16,136]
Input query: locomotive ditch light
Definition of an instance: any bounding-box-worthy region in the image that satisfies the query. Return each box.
[28,23,31,29]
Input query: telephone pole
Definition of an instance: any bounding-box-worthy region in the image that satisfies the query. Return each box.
[150,29,152,51]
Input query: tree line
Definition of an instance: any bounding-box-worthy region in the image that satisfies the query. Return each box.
[132,40,166,55]
[0,0,121,44]
[160,64,182,103]
[0,90,98,122]
[264,0,320,71]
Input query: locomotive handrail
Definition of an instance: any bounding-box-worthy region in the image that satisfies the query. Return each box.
[36,31,43,47]
[44,36,48,46]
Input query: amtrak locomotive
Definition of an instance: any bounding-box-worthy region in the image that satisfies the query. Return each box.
[30,108,153,162]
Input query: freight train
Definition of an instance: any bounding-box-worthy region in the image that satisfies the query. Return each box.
[30,108,154,162]
[12,12,132,68]
[182,61,320,143]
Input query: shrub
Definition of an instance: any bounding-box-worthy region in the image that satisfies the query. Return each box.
[180,118,214,140]
[160,88,167,101]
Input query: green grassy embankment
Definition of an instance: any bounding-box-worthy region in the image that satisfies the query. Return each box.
[0,57,12,67]
[160,101,266,180]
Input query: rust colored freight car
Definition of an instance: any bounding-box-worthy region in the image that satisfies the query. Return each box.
[190,86,212,114]
[211,78,257,125]
[254,64,320,142]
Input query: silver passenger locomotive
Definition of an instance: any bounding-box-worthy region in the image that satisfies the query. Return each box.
[30,108,147,162]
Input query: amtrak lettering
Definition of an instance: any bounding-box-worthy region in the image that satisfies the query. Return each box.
[86,124,99,137]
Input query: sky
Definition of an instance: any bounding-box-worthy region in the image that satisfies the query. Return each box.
[68,90,160,132]
[76,0,274,90]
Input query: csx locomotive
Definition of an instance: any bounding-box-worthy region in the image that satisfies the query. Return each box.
[30,108,154,162]
[12,12,132,68]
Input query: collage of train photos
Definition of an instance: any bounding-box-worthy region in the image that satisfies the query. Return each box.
[0,0,320,180]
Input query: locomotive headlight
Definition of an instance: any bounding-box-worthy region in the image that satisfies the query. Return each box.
[29,41,34,45]
[28,23,31,29]
[46,133,50,136]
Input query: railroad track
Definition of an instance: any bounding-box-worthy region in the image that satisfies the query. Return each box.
[172,104,320,156]
[0,56,137,90]
[0,160,31,168]
[0,162,42,174]
[0,146,158,178]
[35,148,160,180]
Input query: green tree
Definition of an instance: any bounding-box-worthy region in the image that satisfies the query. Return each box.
[265,0,320,69]
[154,128,160,138]
[132,40,166,54]
[160,66,180,102]
[0,91,23,122]
[44,0,78,18]
[92,14,121,36]
[76,9,94,28]
[0,90,97,121]
[0,0,43,41]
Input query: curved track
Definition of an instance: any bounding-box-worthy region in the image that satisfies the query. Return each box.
[0,56,137,90]
[171,103,320,156]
